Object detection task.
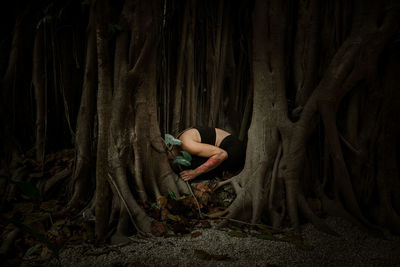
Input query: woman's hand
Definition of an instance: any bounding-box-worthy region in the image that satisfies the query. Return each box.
[180,169,199,181]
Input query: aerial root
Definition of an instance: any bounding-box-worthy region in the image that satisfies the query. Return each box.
[316,185,362,227]
[39,168,71,196]
[316,185,385,237]
[338,132,360,155]
[387,211,400,235]
[269,143,282,209]
[231,181,242,194]
[215,185,253,228]
[297,193,339,236]
[216,208,237,229]
[0,229,20,257]
[372,203,400,235]
[216,194,245,228]
[212,176,236,191]
[108,173,149,236]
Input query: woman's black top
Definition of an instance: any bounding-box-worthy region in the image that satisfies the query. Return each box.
[181,126,246,179]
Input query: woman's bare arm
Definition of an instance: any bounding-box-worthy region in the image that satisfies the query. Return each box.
[179,136,228,181]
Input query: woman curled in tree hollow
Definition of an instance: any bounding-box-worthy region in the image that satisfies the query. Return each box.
[167,126,246,181]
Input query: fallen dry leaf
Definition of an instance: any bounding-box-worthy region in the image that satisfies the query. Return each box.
[160,208,169,221]
[194,184,212,200]
[157,196,168,209]
[228,230,247,238]
[193,190,212,205]
[181,197,199,210]
[13,202,35,214]
[196,183,212,193]
[280,234,303,242]
[172,223,189,234]
[40,246,52,261]
[204,209,227,218]
[167,213,183,223]
[307,197,323,216]
[148,206,161,220]
[150,221,166,237]
[40,199,60,212]
[164,233,176,238]
[194,249,211,260]
[199,220,211,228]
[194,249,230,261]
[191,231,202,238]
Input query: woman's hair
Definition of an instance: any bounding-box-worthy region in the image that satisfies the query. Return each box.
[165,126,194,173]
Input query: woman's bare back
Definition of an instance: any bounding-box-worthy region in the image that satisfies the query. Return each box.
[179,127,230,146]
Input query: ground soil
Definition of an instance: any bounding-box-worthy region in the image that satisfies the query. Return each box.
[44,216,400,267]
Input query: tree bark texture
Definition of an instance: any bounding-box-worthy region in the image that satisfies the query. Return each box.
[0,0,399,241]
[32,26,46,163]
[67,2,98,212]
[94,0,113,242]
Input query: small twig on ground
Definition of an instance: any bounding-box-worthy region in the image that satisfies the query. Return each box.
[219,217,291,232]
[176,163,204,219]
[212,177,234,191]
[185,181,204,219]
[338,132,360,155]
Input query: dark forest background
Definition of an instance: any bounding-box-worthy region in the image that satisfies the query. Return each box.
[1,0,400,261]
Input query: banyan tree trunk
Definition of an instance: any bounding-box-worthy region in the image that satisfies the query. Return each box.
[1,0,399,245]
[220,0,399,235]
